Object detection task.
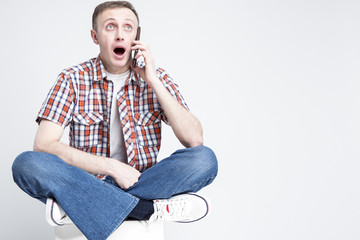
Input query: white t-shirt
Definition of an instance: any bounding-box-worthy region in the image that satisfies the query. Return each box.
[106,70,130,163]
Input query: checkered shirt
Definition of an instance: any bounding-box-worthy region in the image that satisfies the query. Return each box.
[36,56,189,177]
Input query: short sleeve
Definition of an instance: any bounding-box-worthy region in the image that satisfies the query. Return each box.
[156,68,190,124]
[36,72,75,128]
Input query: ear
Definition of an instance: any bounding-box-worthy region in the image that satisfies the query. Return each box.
[91,29,99,45]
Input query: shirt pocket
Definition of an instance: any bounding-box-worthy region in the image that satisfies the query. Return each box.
[71,112,104,148]
[134,111,162,147]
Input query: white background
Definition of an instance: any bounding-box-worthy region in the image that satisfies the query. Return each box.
[1,0,359,239]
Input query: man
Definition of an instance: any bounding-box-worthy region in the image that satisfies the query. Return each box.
[12,1,217,239]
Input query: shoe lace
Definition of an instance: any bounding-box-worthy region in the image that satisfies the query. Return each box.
[151,198,190,221]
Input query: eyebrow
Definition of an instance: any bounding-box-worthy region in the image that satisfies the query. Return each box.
[103,17,116,24]
[103,17,135,24]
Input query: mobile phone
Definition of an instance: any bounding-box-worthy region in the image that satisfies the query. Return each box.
[132,27,141,68]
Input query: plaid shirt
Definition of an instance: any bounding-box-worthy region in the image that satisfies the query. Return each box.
[37,56,189,177]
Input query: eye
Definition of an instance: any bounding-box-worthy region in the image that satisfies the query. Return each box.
[124,25,132,31]
[106,24,115,30]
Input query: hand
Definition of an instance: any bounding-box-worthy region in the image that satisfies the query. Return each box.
[111,161,141,189]
[131,40,158,85]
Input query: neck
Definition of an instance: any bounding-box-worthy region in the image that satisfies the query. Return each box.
[101,56,131,74]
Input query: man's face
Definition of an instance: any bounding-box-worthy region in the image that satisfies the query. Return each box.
[91,8,138,74]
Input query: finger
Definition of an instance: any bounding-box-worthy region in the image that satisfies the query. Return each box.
[121,181,134,190]
[131,43,150,52]
[132,40,147,47]
[135,51,146,60]
[135,50,152,62]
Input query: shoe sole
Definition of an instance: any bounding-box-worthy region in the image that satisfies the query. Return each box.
[46,198,70,226]
[46,198,61,226]
[176,193,210,223]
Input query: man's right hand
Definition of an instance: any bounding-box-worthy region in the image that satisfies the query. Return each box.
[110,161,141,189]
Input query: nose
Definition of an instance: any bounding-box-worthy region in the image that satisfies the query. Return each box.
[116,29,124,41]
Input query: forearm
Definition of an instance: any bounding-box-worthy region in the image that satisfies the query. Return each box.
[35,139,140,189]
[131,41,203,147]
[33,120,121,177]
[35,140,118,176]
[149,78,203,148]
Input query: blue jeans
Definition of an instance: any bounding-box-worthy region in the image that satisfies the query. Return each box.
[12,145,218,240]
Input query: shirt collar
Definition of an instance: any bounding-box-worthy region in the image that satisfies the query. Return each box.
[92,55,146,88]
[128,69,146,87]
[92,55,107,82]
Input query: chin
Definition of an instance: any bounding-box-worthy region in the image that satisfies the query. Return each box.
[110,61,131,73]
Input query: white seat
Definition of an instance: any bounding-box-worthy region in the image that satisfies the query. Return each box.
[46,198,164,240]
[54,220,164,240]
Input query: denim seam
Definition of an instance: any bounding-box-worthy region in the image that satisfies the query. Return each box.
[101,196,140,240]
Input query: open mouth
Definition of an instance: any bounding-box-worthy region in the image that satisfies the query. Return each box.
[113,47,125,56]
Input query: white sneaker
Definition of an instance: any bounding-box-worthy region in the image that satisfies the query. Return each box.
[149,193,210,223]
[45,198,73,226]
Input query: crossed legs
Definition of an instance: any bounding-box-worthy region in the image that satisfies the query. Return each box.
[12,145,218,240]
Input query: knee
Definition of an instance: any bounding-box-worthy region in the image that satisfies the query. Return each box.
[12,151,36,179]
[12,151,54,181]
[191,145,218,178]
